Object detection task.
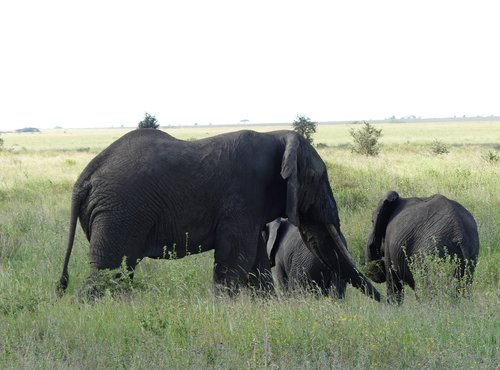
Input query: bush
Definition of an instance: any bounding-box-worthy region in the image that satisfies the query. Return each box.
[482,150,499,163]
[408,249,474,303]
[0,134,3,150]
[430,139,449,155]
[138,112,159,129]
[292,115,317,144]
[349,121,382,156]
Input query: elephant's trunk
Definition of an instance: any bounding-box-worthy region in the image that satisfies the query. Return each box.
[299,223,381,302]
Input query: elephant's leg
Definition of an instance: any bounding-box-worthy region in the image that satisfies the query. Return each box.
[248,235,275,295]
[213,222,260,295]
[275,266,289,295]
[80,217,145,299]
[463,259,477,297]
[453,257,476,297]
[386,268,404,304]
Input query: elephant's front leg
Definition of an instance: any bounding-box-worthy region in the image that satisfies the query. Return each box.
[213,221,260,296]
[247,234,275,296]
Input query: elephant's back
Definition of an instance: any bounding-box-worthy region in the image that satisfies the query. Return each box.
[75,129,177,179]
[388,195,478,256]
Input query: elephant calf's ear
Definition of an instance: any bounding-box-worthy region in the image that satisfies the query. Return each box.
[375,191,400,229]
[265,219,281,267]
[367,191,400,261]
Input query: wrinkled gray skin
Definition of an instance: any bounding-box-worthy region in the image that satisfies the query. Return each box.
[365,191,479,304]
[56,129,380,301]
[265,219,347,298]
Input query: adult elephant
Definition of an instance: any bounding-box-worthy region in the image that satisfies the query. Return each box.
[265,218,347,298]
[365,191,479,304]
[56,129,380,301]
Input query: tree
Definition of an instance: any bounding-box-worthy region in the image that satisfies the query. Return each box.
[349,121,382,156]
[292,115,317,144]
[138,112,159,129]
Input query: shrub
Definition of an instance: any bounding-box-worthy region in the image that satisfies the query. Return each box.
[430,139,449,155]
[0,134,3,150]
[138,112,159,129]
[292,115,317,144]
[408,248,474,303]
[482,150,499,163]
[349,121,382,156]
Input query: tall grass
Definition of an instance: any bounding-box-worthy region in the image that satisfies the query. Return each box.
[0,122,498,368]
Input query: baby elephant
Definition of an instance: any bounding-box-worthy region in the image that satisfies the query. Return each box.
[264,219,347,298]
[365,191,480,304]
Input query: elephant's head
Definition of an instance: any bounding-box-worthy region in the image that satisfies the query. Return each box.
[280,133,381,301]
[364,190,400,283]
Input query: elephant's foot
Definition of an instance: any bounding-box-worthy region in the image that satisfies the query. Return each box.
[55,274,69,298]
[76,268,135,302]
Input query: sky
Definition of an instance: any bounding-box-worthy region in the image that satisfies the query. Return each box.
[0,0,499,130]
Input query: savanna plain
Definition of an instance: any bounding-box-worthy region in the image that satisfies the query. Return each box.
[0,121,498,369]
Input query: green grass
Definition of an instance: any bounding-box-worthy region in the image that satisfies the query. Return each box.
[0,122,499,368]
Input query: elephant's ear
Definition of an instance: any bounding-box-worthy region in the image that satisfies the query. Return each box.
[366,191,399,262]
[265,218,282,267]
[281,135,300,226]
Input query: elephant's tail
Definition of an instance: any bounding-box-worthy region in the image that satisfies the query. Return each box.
[55,190,82,297]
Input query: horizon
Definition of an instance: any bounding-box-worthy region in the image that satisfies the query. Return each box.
[3,115,500,133]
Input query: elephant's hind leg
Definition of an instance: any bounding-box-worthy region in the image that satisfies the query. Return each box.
[80,217,145,299]
[386,269,405,305]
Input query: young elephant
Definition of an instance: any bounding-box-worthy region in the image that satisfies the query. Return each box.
[265,218,348,298]
[365,191,480,304]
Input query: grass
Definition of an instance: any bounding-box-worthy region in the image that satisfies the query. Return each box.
[0,121,499,368]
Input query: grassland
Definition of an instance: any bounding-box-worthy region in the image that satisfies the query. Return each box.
[0,121,498,369]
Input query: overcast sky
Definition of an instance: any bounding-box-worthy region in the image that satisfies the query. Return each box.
[0,1,499,130]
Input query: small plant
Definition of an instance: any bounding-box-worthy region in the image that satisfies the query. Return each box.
[75,147,90,152]
[430,139,449,155]
[138,112,159,129]
[349,121,382,156]
[292,115,317,144]
[0,133,3,150]
[482,150,499,163]
[408,248,474,303]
